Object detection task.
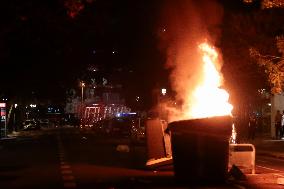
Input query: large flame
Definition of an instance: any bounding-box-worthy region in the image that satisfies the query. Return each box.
[173,42,233,120]
[189,43,233,118]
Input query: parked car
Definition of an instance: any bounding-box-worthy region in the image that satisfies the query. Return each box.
[22,120,41,131]
[39,119,49,127]
[91,119,112,136]
[131,124,145,141]
[92,117,145,140]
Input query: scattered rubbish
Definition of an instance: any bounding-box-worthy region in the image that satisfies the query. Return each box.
[116,144,130,152]
[129,177,152,184]
[228,165,247,181]
[277,177,284,185]
[146,157,173,168]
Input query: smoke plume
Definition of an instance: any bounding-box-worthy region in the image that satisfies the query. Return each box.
[159,0,224,121]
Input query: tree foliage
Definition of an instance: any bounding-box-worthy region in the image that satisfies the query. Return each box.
[243,0,284,9]
[221,1,284,96]
[261,0,284,9]
[221,10,273,103]
[250,36,284,94]
[64,0,95,18]
[241,0,284,94]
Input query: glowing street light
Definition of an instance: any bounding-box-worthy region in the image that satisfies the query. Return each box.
[81,81,85,103]
[30,104,37,108]
[161,88,167,96]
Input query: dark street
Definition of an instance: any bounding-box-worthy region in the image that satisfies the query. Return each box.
[1,0,284,188]
[0,127,284,189]
[0,127,174,189]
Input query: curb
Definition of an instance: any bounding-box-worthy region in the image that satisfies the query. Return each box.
[0,137,17,141]
[257,151,284,160]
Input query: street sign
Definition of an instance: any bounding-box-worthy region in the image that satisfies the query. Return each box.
[0,108,6,121]
[0,103,6,138]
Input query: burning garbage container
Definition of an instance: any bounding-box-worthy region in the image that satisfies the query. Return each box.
[168,115,232,184]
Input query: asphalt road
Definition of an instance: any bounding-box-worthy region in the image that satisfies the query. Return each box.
[0,129,61,189]
[257,156,284,174]
[0,127,175,189]
[1,127,284,189]
[247,155,284,188]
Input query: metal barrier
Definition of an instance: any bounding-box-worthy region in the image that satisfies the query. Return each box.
[229,143,256,174]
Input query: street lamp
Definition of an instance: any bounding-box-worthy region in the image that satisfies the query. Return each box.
[81,81,85,103]
[160,88,167,121]
[14,104,18,132]
[161,88,167,96]
[80,81,86,127]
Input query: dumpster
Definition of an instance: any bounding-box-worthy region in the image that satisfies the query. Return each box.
[168,115,232,184]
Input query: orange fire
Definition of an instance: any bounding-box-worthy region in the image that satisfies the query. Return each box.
[171,42,233,120]
[190,43,233,118]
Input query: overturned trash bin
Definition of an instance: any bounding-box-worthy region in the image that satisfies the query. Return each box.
[168,115,232,184]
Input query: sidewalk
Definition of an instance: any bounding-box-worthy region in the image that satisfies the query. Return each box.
[0,131,19,141]
[0,129,47,142]
[247,133,284,159]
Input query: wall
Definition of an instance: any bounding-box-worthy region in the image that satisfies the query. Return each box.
[271,93,284,138]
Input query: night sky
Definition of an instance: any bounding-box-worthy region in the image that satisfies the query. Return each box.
[0,0,260,108]
[0,0,165,103]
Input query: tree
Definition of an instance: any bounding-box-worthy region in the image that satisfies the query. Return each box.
[219,0,284,139]
[222,1,284,96]
[64,0,95,18]
[243,0,284,9]
[221,8,274,105]
[249,36,284,94]
[239,0,284,94]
